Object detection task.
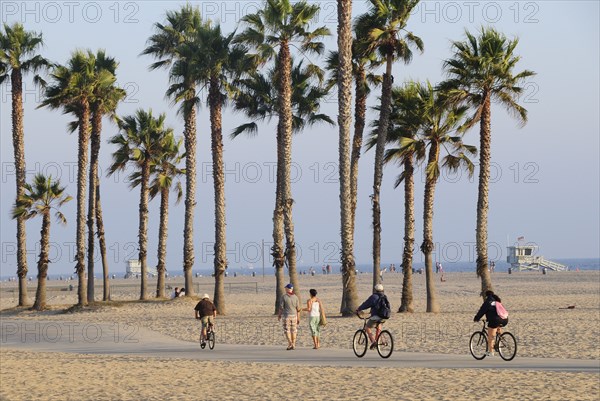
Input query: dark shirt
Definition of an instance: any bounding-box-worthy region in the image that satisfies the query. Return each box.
[194,299,216,318]
[357,293,382,318]
[474,295,499,322]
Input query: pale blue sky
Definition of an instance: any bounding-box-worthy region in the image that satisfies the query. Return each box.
[1,1,599,276]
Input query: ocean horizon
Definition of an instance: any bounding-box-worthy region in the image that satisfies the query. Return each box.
[2,257,598,282]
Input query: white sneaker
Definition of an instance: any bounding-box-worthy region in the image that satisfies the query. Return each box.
[485,351,494,357]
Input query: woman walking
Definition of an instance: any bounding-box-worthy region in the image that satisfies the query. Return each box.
[303,289,326,349]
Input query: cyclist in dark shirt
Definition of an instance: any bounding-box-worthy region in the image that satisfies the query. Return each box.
[194,294,217,347]
[356,284,387,349]
[474,290,508,356]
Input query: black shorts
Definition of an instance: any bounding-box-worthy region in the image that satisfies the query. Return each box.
[488,317,508,329]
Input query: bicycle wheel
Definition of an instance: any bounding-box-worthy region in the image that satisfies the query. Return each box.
[376,330,394,359]
[207,331,215,350]
[469,332,487,360]
[199,334,206,349]
[497,332,517,361]
[353,330,368,358]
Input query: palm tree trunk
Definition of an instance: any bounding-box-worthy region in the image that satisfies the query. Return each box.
[183,101,197,296]
[209,77,227,315]
[338,0,358,316]
[421,145,440,313]
[278,41,299,294]
[138,160,150,301]
[350,66,367,231]
[476,94,493,296]
[33,212,51,311]
[399,157,415,312]
[95,180,110,301]
[371,54,394,289]
[272,125,285,315]
[86,110,102,303]
[75,102,90,306]
[11,69,29,306]
[156,186,169,298]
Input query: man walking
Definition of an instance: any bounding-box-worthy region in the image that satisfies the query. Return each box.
[278,283,300,350]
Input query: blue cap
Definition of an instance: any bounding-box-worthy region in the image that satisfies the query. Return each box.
[285,283,293,289]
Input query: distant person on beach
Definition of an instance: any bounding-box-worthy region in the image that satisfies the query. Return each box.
[172,287,180,298]
[303,289,325,349]
[356,284,389,349]
[194,294,217,348]
[179,287,186,297]
[278,283,300,350]
[473,290,509,356]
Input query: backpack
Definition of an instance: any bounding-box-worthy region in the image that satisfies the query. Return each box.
[495,302,509,319]
[375,294,391,319]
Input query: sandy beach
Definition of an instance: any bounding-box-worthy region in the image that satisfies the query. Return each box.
[1,270,599,400]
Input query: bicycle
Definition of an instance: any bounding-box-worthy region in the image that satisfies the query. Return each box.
[469,320,516,361]
[353,313,394,358]
[199,321,215,350]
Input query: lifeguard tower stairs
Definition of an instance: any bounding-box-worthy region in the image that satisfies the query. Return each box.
[506,245,567,271]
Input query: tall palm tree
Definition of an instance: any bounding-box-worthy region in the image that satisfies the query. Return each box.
[236,0,330,299]
[41,50,113,306]
[12,174,71,311]
[335,7,354,318]
[440,27,535,296]
[65,51,126,303]
[400,82,476,312]
[192,21,249,314]
[147,135,184,298]
[87,52,125,302]
[0,23,50,306]
[356,0,423,290]
[376,82,426,313]
[108,109,173,301]
[142,5,204,296]
[325,24,381,315]
[232,60,333,313]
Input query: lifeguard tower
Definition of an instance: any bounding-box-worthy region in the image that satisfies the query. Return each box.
[506,244,567,271]
[124,259,158,278]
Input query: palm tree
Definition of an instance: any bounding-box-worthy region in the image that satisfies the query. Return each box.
[376,82,426,313]
[400,82,476,312]
[236,0,330,300]
[108,109,173,301]
[41,50,113,306]
[232,60,333,313]
[142,5,204,296]
[356,0,423,290]
[65,51,126,303]
[0,23,51,306]
[12,174,71,311]
[87,52,126,302]
[440,27,535,296]
[191,21,249,314]
[325,24,381,315]
[147,135,184,298]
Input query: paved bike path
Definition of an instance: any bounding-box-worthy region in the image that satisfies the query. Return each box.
[1,319,598,373]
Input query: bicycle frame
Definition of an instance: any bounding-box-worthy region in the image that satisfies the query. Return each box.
[359,314,383,341]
